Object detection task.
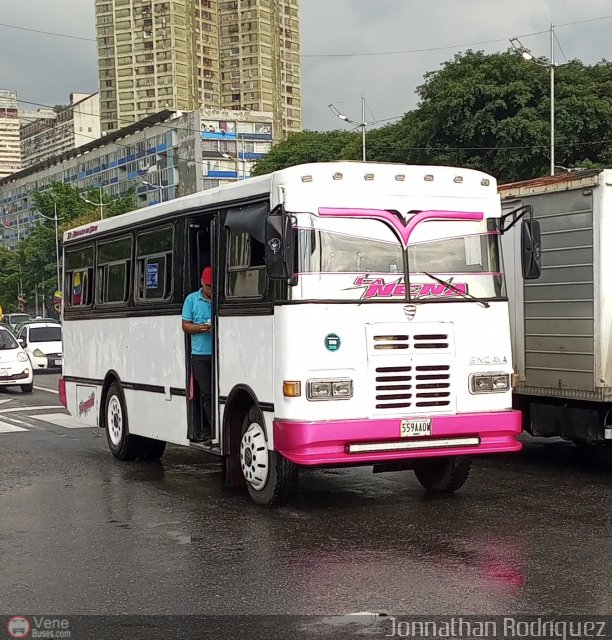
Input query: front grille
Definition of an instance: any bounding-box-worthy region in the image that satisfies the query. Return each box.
[374,364,452,410]
[368,322,455,415]
[414,365,451,407]
[413,334,449,349]
[375,366,412,409]
[370,332,450,352]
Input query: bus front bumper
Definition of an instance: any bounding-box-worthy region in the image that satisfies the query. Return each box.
[273,411,522,466]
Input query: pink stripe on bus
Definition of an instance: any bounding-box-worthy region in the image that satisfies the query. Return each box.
[318,208,484,247]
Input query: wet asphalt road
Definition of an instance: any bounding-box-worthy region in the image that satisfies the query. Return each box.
[0,376,611,618]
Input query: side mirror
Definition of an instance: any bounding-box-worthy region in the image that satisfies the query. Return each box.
[521,218,542,280]
[19,339,26,349]
[265,209,294,279]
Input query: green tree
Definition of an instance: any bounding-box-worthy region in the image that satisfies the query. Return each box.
[16,183,136,313]
[0,247,20,313]
[252,130,360,175]
[371,51,612,182]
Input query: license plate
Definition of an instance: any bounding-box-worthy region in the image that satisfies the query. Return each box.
[54,360,62,366]
[400,418,431,437]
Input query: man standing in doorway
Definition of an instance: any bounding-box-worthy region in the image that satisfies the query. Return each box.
[182,267,213,444]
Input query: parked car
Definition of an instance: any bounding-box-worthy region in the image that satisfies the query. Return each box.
[16,323,63,371]
[0,313,33,334]
[0,326,33,392]
[12,317,60,337]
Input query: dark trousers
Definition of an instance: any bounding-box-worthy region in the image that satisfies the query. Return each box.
[191,354,212,438]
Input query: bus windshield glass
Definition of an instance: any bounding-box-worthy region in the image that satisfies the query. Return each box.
[293,214,505,302]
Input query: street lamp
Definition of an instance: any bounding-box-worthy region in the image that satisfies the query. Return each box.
[37,203,62,293]
[136,171,164,204]
[329,93,369,161]
[79,185,105,220]
[510,25,568,176]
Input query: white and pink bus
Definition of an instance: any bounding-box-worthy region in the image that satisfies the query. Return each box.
[60,162,539,506]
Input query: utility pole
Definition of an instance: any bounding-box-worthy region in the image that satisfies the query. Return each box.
[361,93,366,162]
[549,23,555,177]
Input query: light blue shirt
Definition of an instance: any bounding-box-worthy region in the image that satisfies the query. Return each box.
[182,289,213,355]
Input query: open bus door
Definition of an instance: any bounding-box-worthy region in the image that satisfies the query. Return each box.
[185,215,221,452]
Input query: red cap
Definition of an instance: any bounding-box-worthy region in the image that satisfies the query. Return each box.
[201,267,212,286]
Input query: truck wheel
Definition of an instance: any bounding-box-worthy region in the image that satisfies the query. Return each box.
[105,382,145,461]
[240,407,297,507]
[414,456,471,493]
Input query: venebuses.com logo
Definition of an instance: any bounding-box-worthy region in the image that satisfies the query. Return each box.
[7,616,71,639]
[7,616,30,639]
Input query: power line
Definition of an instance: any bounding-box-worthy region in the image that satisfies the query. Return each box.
[555,14,612,28]
[302,33,547,59]
[2,13,612,58]
[0,22,95,42]
[15,97,612,159]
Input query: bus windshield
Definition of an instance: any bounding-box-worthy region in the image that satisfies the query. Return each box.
[294,217,505,302]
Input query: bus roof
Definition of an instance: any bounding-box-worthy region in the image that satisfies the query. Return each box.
[63,161,498,244]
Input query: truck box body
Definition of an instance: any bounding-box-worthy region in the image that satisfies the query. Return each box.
[500,169,612,443]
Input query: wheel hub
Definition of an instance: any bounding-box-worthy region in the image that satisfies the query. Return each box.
[107,396,123,446]
[240,422,269,491]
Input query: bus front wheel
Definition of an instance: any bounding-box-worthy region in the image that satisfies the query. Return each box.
[240,407,297,507]
[413,456,471,493]
[105,382,146,461]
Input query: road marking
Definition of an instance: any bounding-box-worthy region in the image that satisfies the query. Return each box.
[0,399,12,406]
[0,420,28,433]
[33,413,90,429]
[0,405,61,414]
[34,385,59,395]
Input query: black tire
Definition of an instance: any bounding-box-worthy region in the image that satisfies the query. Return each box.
[141,438,167,461]
[21,383,33,393]
[413,456,471,493]
[104,381,146,461]
[240,407,297,507]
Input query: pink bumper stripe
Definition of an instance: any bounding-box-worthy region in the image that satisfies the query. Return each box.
[274,411,522,466]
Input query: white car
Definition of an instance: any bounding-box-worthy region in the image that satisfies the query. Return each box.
[0,327,33,393]
[17,323,63,371]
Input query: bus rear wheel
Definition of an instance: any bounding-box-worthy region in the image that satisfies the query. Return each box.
[413,456,471,493]
[240,407,297,507]
[105,382,147,461]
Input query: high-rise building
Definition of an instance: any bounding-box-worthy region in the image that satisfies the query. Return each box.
[20,93,101,169]
[95,0,301,141]
[0,90,22,179]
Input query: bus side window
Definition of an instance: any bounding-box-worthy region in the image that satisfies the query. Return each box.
[65,246,95,308]
[135,226,174,302]
[226,230,267,299]
[97,237,132,305]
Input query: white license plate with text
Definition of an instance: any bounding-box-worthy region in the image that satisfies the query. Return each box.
[400,418,432,437]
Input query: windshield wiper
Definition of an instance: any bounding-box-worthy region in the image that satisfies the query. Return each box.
[422,272,490,308]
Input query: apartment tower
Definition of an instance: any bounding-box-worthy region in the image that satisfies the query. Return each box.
[95,0,301,140]
[0,90,22,180]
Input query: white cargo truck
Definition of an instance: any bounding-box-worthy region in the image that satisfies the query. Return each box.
[500,169,612,446]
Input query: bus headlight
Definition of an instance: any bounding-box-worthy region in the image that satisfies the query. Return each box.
[33,349,45,358]
[470,374,510,394]
[307,378,353,401]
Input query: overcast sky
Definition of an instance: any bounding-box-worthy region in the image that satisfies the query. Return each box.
[2,0,612,132]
